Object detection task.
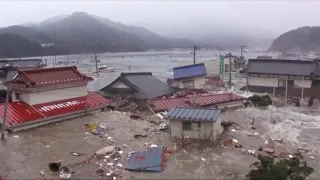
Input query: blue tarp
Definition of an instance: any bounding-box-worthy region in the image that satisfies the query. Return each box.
[126,147,164,172]
[173,63,206,80]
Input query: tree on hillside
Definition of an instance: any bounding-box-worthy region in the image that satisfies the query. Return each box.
[246,152,314,180]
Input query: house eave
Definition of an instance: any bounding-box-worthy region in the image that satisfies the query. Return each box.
[174,74,206,80]
[7,82,89,93]
[247,72,311,77]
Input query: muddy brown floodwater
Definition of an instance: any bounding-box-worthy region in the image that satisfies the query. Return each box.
[0,108,319,179]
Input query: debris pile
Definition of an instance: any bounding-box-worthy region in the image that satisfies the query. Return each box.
[85,123,114,138]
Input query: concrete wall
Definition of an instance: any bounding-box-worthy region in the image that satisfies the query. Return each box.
[12,86,88,105]
[169,116,223,141]
[177,76,205,89]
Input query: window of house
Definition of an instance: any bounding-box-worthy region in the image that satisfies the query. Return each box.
[250,74,258,77]
[287,80,294,86]
[182,121,200,131]
[278,79,294,87]
[182,80,194,88]
[278,79,286,87]
[15,93,22,100]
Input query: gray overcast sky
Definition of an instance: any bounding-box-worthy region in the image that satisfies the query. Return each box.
[0,0,319,38]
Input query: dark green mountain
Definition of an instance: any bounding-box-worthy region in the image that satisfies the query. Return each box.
[0,12,193,56]
[269,26,320,52]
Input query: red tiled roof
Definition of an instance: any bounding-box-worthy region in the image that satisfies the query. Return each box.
[0,101,45,126]
[204,76,225,86]
[33,92,111,117]
[150,93,244,112]
[7,66,92,88]
[0,92,111,127]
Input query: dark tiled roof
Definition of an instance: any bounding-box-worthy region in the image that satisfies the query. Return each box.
[0,70,17,82]
[166,107,221,121]
[103,72,178,99]
[6,70,17,82]
[247,59,314,76]
[256,56,272,59]
[173,63,206,79]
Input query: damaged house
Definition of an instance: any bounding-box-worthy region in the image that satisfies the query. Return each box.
[171,63,207,89]
[99,72,178,100]
[166,107,224,141]
[149,92,245,112]
[1,66,110,132]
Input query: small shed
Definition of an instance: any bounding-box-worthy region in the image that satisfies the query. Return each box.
[166,107,223,141]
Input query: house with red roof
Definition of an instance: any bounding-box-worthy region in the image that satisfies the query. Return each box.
[149,92,245,112]
[0,66,111,132]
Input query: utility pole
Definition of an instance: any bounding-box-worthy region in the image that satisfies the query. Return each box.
[191,45,200,64]
[66,54,69,67]
[1,87,10,139]
[240,45,246,58]
[95,53,99,76]
[228,52,232,89]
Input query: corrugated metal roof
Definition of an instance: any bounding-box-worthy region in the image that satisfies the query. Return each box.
[247,59,314,76]
[7,66,92,88]
[0,92,111,127]
[150,93,244,112]
[126,147,165,172]
[166,107,221,121]
[173,63,206,79]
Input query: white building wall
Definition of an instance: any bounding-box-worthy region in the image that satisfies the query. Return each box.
[248,77,279,87]
[212,116,224,140]
[294,79,312,88]
[12,86,88,105]
[177,76,205,89]
[248,76,312,88]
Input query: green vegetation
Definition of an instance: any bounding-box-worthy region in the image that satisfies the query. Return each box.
[248,95,272,107]
[246,153,314,180]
